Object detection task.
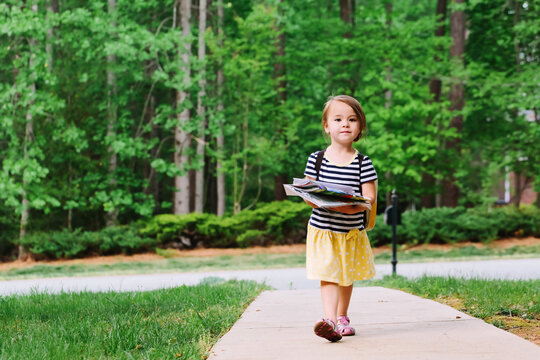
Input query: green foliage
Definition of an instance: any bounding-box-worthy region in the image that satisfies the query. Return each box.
[16,229,85,259]
[146,200,312,248]
[11,201,540,260]
[370,205,540,245]
[139,213,213,244]
[15,225,156,259]
[95,225,157,254]
[0,0,538,248]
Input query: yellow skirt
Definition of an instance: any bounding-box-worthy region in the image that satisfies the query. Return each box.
[306,224,376,286]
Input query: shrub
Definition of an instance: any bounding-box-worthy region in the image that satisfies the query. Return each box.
[15,225,156,260]
[140,213,214,248]
[490,205,540,238]
[370,205,540,246]
[17,228,89,259]
[138,201,312,249]
[8,201,540,260]
[95,225,157,254]
[200,201,311,247]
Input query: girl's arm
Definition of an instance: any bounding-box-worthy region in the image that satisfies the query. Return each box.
[327,181,376,214]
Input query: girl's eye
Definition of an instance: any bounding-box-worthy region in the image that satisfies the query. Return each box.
[335,118,341,121]
[349,118,357,122]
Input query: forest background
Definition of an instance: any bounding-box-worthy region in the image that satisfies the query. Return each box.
[0,0,539,259]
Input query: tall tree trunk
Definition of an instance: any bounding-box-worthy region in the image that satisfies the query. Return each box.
[273,0,287,201]
[442,0,465,207]
[105,0,118,226]
[339,0,353,37]
[233,103,250,215]
[19,97,34,260]
[216,0,226,216]
[46,0,58,70]
[142,80,158,202]
[421,0,447,209]
[384,1,392,208]
[339,0,354,92]
[194,0,207,213]
[513,172,522,207]
[204,147,217,213]
[512,0,521,207]
[19,89,35,260]
[19,3,39,260]
[174,0,192,214]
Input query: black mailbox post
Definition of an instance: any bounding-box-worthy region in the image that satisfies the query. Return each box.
[384,189,401,276]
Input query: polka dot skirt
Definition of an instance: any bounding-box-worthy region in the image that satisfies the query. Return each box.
[306,224,376,286]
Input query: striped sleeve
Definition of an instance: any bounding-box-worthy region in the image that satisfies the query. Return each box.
[304,152,318,179]
[360,156,377,184]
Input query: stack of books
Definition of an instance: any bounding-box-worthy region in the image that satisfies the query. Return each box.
[283,178,371,210]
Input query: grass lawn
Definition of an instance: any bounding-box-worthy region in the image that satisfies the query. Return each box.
[0,279,268,360]
[362,275,540,345]
[1,243,539,280]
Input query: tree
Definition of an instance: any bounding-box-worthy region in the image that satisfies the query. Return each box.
[174,0,192,214]
[273,0,287,202]
[421,0,447,208]
[215,0,226,216]
[106,0,119,226]
[194,0,207,213]
[19,2,40,259]
[442,0,465,207]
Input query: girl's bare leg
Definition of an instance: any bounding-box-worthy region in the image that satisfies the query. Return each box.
[337,284,354,316]
[320,280,339,324]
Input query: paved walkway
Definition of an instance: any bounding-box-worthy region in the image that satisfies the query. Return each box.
[1,258,539,296]
[208,287,540,360]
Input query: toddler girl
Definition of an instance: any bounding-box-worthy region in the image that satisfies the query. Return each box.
[303,95,378,342]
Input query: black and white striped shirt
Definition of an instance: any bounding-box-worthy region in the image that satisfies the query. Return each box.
[304,151,378,233]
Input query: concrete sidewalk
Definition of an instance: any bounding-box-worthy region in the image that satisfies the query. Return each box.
[208,287,540,360]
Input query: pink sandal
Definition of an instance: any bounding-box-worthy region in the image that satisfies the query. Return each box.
[337,315,356,336]
[314,318,342,342]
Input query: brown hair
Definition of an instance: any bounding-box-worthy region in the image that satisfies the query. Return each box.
[321,95,366,142]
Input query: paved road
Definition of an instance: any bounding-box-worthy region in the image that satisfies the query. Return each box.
[0,258,539,296]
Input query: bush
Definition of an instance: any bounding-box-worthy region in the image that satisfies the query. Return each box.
[150,201,312,248]
[369,204,540,246]
[139,212,212,248]
[15,224,156,260]
[17,228,90,259]
[8,201,539,260]
[95,225,157,254]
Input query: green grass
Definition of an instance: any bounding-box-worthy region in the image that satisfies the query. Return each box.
[1,244,538,281]
[375,243,540,263]
[0,279,268,360]
[361,275,540,321]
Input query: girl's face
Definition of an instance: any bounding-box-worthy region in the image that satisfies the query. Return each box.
[324,101,360,146]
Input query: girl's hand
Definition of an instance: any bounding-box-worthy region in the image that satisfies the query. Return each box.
[328,203,370,214]
[304,199,319,209]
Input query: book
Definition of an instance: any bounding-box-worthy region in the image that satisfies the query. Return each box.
[283,178,372,210]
